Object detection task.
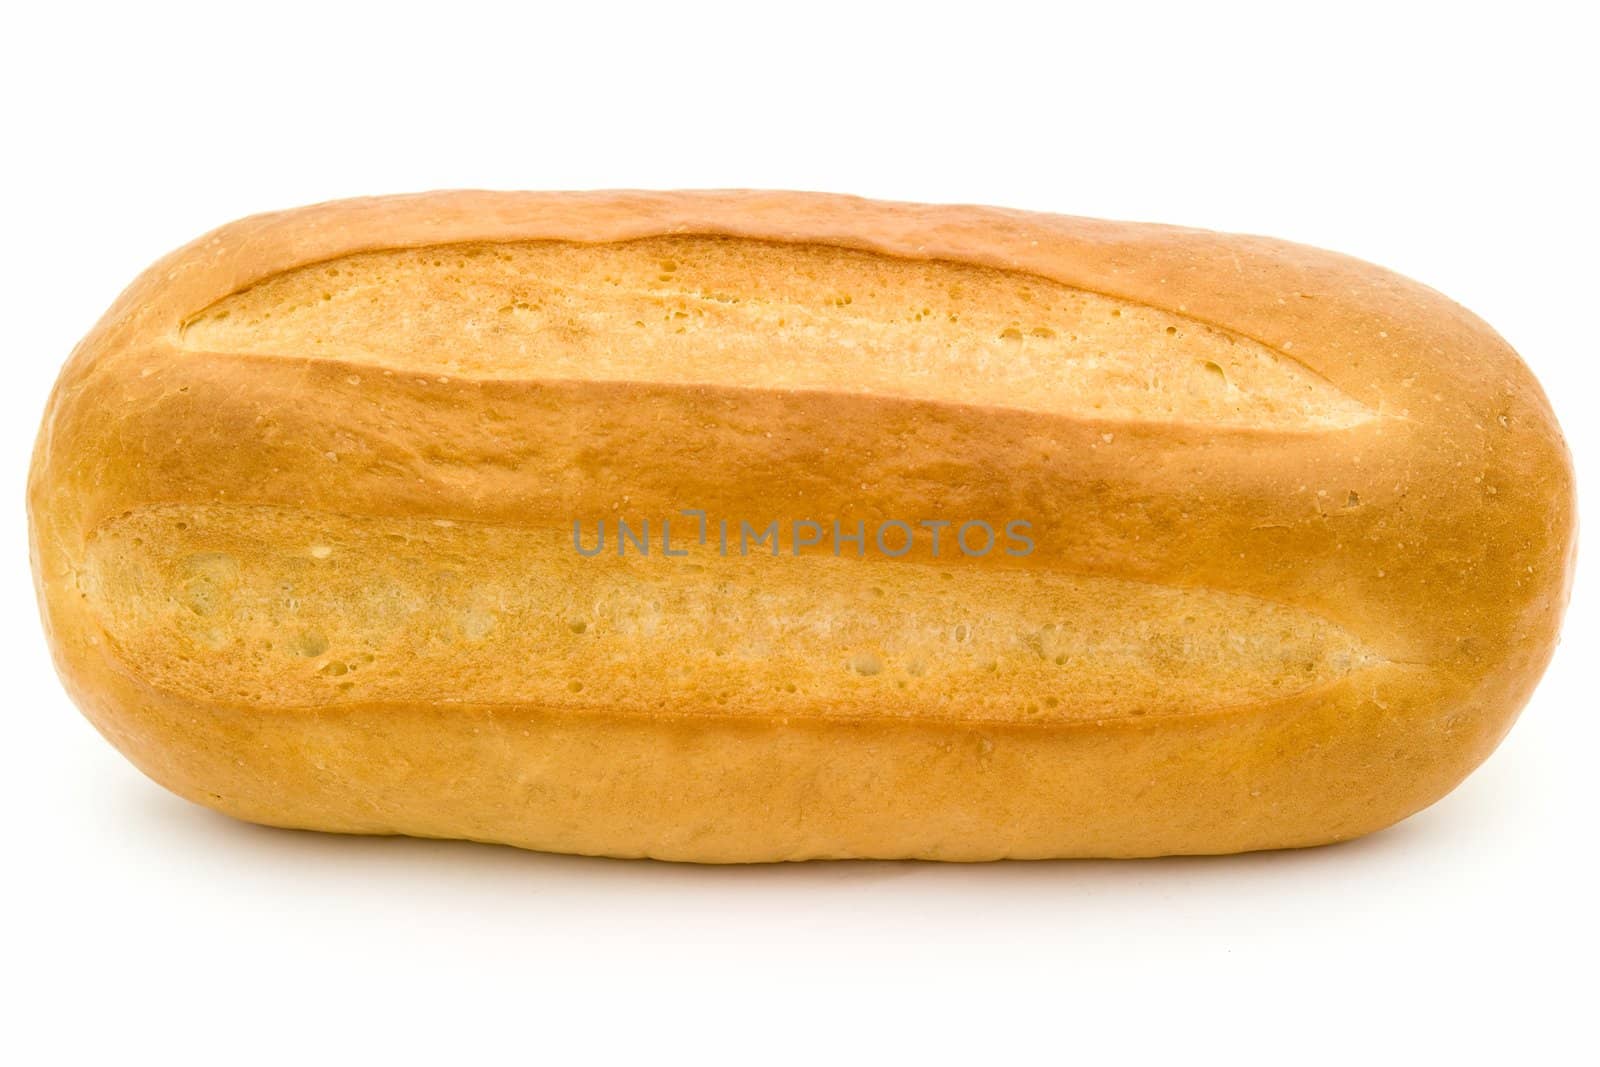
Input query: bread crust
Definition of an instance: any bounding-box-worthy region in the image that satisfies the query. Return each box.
[28,190,1577,860]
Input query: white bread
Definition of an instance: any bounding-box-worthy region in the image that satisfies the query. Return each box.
[28,190,1577,860]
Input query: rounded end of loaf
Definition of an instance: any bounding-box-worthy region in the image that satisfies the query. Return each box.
[1328,309,1577,848]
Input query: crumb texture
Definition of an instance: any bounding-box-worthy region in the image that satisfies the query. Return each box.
[81,504,1378,722]
[181,237,1372,429]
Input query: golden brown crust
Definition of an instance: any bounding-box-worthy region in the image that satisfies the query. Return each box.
[28,190,1577,860]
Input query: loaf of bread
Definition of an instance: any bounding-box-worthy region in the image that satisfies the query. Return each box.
[28,190,1576,861]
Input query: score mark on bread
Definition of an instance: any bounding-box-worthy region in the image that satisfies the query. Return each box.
[181,237,1374,431]
[82,503,1379,721]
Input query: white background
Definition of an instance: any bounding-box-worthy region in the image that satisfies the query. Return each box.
[4,2,1594,1062]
